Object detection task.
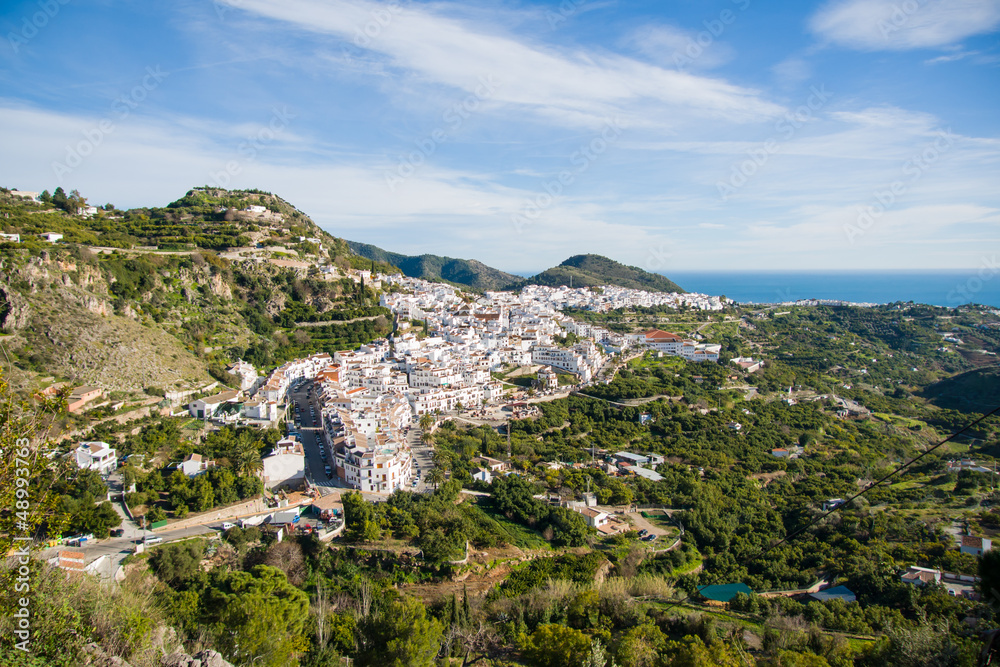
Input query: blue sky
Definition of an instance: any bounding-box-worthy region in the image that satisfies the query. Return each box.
[1,0,998,274]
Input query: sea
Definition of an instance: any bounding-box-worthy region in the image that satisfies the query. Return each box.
[663,271,1000,308]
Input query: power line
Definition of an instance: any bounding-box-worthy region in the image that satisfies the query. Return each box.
[767,403,1000,554]
[657,403,1000,615]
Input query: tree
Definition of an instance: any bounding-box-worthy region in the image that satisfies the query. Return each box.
[191,474,215,512]
[52,186,69,212]
[663,635,743,667]
[150,541,206,586]
[524,624,592,667]
[263,540,307,587]
[343,491,381,542]
[419,413,434,431]
[427,468,445,491]
[980,548,1000,607]
[232,432,264,479]
[147,505,167,523]
[356,596,443,667]
[205,565,310,667]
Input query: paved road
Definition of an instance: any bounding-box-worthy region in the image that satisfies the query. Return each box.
[289,382,344,492]
[291,380,434,494]
[40,521,219,579]
[407,426,434,492]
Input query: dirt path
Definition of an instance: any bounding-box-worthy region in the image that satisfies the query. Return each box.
[295,315,383,327]
[624,512,673,538]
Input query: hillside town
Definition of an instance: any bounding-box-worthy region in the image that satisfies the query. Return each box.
[178,273,730,496]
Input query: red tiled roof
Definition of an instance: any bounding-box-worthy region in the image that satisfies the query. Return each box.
[642,329,684,342]
[962,535,986,548]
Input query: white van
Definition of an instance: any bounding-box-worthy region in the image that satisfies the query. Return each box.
[221,522,236,531]
[143,535,163,545]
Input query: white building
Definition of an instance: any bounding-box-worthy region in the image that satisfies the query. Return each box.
[188,390,240,419]
[262,437,306,490]
[530,345,596,382]
[961,535,993,556]
[75,441,117,474]
[227,359,259,392]
[10,190,40,201]
[632,329,721,363]
[537,366,559,389]
[175,453,215,477]
[39,232,63,243]
[336,436,412,493]
[578,507,610,528]
[243,398,279,422]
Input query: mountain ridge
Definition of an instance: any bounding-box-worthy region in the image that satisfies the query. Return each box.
[347,240,521,291]
[518,254,685,293]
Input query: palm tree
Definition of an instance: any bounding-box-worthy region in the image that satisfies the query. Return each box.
[419,413,434,431]
[232,433,263,479]
[427,467,445,490]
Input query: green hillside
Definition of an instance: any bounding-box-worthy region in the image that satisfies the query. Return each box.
[0,186,394,405]
[519,254,685,293]
[920,365,1000,413]
[348,240,521,291]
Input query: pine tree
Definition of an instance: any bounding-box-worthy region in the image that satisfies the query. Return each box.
[461,584,470,626]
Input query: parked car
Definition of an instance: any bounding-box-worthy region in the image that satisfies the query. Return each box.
[110,528,125,538]
[143,536,163,545]
[221,522,236,531]
[638,529,648,537]
[324,465,332,477]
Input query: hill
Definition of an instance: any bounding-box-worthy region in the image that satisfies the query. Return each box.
[520,254,685,293]
[0,186,395,408]
[919,365,1000,413]
[347,241,521,291]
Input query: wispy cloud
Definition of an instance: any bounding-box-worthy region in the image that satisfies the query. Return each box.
[626,23,735,70]
[219,0,784,129]
[810,0,1000,51]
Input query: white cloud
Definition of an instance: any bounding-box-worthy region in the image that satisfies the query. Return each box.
[810,0,1000,51]
[771,57,812,85]
[627,24,735,70]
[219,0,783,128]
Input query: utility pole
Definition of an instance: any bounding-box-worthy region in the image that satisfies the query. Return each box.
[507,421,511,459]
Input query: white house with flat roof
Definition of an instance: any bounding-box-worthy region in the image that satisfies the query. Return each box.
[75,441,117,474]
[262,437,306,490]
